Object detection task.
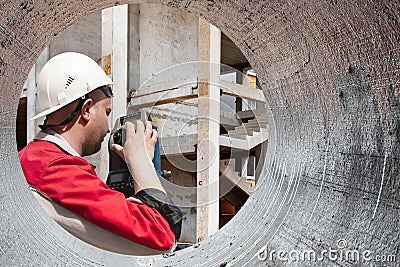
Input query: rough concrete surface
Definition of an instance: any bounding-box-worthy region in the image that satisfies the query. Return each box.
[0,0,399,266]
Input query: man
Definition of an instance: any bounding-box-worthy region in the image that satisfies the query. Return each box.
[19,52,182,255]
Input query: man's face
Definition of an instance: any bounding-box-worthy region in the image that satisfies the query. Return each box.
[82,90,112,156]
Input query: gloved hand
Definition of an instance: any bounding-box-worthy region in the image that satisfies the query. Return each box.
[111,120,165,194]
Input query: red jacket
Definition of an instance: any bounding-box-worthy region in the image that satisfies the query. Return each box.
[19,140,175,250]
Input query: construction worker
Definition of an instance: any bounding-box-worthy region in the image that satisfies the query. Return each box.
[19,52,182,255]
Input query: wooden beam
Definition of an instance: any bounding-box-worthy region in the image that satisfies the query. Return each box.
[134,80,198,97]
[220,80,266,103]
[128,86,198,109]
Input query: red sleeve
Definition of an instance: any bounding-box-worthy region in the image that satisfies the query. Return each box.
[37,156,175,251]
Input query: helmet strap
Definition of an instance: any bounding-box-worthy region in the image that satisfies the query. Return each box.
[39,96,87,130]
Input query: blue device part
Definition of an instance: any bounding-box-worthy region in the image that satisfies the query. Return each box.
[152,125,161,176]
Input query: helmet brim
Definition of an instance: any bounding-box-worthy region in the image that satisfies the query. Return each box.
[31,82,113,120]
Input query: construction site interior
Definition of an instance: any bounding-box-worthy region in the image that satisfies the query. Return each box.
[16,3,269,245]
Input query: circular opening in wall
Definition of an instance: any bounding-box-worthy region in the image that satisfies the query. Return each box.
[15,2,268,256]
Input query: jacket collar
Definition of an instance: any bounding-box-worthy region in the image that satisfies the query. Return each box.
[34,128,81,157]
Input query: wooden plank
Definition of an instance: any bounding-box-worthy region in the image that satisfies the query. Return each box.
[220,80,266,103]
[128,86,197,109]
[133,79,199,97]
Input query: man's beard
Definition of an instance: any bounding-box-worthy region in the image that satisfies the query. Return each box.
[82,137,104,157]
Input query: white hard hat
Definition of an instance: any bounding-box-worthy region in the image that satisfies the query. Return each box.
[31,52,113,120]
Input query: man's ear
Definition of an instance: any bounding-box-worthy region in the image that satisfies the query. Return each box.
[80,98,93,122]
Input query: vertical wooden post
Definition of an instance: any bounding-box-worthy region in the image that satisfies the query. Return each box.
[196,18,221,242]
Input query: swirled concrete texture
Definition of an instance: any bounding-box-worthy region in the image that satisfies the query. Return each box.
[0,0,399,266]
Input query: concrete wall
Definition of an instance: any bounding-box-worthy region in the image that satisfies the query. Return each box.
[138,3,199,87]
[126,2,202,134]
[128,3,201,148]
[128,4,141,90]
